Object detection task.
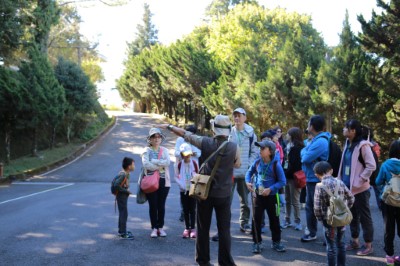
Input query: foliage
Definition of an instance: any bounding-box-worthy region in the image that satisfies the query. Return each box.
[358,0,400,135]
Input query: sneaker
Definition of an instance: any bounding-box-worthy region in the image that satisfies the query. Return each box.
[190,229,197,239]
[386,255,395,266]
[252,243,262,254]
[356,246,373,256]
[120,233,134,240]
[301,234,317,242]
[240,224,251,233]
[150,229,158,238]
[346,240,360,251]
[158,228,167,237]
[271,241,286,252]
[294,223,302,231]
[280,221,291,229]
[301,203,306,209]
[211,233,219,242]
[182,229,190,238]
[304,226,310,236]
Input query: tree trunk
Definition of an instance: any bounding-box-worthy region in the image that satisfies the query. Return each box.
[31,128,38,157]
[50,126,56,149]
[184,102,189,124]
[5,127,11,164]
[67,123,72,144]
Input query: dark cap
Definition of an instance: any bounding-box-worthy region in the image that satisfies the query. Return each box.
[260,129,277,140]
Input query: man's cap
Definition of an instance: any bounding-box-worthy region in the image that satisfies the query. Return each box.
[233,107,246,115]
[179,143,193,156]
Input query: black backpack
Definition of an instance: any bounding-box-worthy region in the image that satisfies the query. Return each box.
[358,147,380,186]
[320,136,342,177]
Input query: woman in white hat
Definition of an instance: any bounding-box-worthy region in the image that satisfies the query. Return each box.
[142,128,171,238]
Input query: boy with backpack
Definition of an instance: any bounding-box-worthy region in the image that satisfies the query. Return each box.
[174,143,199,239]
[112,157,135,239]
[314,161,354,266]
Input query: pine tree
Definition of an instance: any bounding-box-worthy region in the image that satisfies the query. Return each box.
[126,3,158,57]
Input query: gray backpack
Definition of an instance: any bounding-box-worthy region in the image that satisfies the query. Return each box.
[382,172,400,207]
[321,179,353,227]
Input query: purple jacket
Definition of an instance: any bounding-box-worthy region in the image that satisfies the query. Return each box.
[337,140,376,195]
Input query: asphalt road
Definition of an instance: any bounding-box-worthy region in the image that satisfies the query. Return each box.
[0,112,393,265]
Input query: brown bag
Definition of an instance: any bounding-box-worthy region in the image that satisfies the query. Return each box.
[189,141,228,200]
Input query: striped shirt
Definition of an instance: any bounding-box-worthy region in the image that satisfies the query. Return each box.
[148,148,166,178]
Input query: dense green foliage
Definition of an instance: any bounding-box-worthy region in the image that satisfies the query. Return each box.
[0,0,109,163]
[358,0,400,135]
[118,0,399,148]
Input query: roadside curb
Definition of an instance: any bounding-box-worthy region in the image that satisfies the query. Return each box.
[1,116,117,184]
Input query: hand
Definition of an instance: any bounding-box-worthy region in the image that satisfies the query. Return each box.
[262,188,271,196]
[151,159,160,164]
[246,183,254,192]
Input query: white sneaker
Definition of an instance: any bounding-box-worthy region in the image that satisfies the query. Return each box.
[150,229,158,238]
[159,228,167,237]
[304,226,310,236]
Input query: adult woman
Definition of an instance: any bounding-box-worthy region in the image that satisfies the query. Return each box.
[142,128,171,238]
[337,119,376,256]
[375,140,400,265]
[282,127,304,231]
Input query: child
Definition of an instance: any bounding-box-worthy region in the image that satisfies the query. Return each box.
[116,157,135,239]
[313,161,354,266]
[175,143,198,239]
[375,140,400,266]
[245,139,286,254]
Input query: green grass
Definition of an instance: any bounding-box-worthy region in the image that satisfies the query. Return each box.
[4,142,82,176]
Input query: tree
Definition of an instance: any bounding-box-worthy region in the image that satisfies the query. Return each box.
[315,11,378,133]
[0,0,29,64]
[54,57,97,142]
[358,0,400,134]
[205,0,257,19]
[126,3,158,57]
[48,4,104,83]
[19,45,66,155]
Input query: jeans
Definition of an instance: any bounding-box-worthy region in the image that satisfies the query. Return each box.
[146,178,170,229]
[252,194,281,243]
[383,202,400,256]
[323,222,346,266]
[306,182,318,236]
[196,196,235,266]
[117,192,129,234]
[285,178,301,223]
[180,191,196,229]
[350,189,374,243]
[231,178,250,227]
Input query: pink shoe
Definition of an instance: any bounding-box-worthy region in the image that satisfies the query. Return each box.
[190,229,197,238]
[182,229,190,238]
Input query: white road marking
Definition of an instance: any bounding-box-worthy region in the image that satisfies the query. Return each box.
[0,183,74,205]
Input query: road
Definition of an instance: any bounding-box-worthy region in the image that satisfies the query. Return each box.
[0,112,392,265]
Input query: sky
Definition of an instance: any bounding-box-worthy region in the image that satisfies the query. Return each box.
[77,0,380,106]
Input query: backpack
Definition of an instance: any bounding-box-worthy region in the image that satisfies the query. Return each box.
[320,136,342,177]
[358,146,380,186]
[111,172,127,196]
[381,172,400,207]
[320,179,353,227]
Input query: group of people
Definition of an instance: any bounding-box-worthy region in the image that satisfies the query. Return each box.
[112,108,400,266]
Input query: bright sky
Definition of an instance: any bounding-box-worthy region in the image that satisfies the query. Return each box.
[77,0,379,106]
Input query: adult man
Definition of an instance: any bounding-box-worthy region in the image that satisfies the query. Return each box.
[161,115,241,266]
[300,115,330,242]
[230,107,258,233]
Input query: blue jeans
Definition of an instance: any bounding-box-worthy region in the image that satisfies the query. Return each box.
[306,182,318,236]
[323,222,346,266]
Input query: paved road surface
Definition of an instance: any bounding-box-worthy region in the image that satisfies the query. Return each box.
[0,112,393,265]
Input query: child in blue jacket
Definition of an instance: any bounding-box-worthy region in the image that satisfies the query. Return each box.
[245,140,286,254]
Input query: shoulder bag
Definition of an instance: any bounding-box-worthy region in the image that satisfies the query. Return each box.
[189,141,228,200]
[140,148,163,194]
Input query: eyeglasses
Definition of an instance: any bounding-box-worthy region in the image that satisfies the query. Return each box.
[276,130,282,133]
